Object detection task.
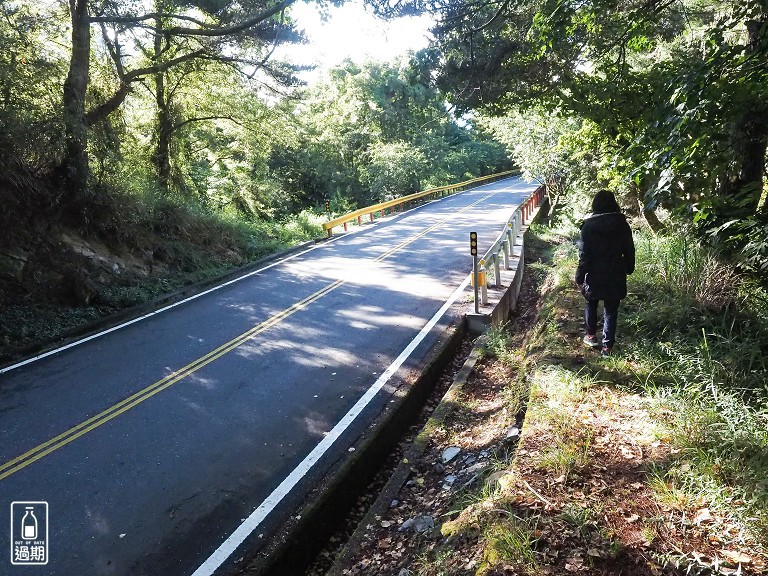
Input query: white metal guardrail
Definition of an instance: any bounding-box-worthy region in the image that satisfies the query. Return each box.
[471,185,546,312]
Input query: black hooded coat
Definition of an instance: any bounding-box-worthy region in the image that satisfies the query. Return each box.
[575,212,635,301]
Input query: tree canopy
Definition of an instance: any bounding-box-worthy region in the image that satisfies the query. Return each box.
[394,0,768,270]
[1,0,767,272]
[0,0,510,246]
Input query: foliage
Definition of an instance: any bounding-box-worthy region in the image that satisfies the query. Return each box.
[402,0,768,278]
[361,140,428,200]
[479,108,586,219]
[269,57,511,211]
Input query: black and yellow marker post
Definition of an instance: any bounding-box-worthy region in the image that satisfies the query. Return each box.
[470,231,478,313]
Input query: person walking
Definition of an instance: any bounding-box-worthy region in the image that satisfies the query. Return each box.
[575,190,635,357]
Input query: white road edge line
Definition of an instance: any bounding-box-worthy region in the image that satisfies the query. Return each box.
[190,274,473,576]
[1,177,526,376]
[0,241,335,375]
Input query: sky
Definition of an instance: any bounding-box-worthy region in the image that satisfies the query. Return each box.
[278,0,435,82]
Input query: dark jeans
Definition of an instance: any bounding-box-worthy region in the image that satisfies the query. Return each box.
[584,298,620,349]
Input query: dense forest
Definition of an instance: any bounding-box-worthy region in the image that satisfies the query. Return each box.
[1,0,767,354]
[419,0,768,272]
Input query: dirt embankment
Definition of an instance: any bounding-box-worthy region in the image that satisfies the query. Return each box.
[0,222,250,361]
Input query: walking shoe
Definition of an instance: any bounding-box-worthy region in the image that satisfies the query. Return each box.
[601,346,612,358]
[583,334,600,349]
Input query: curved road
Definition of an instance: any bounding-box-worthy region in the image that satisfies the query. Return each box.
[0,176,537,575]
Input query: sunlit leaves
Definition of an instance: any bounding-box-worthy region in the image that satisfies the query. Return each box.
[267,56,509,210]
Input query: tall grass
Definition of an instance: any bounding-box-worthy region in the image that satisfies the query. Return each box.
[633,231,742,312]
[627,231,768,397]
[620,229,768,538]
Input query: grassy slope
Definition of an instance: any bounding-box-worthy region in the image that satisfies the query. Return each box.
[336,223,768,576]
[0,202,325,361]
[466,224,768,575]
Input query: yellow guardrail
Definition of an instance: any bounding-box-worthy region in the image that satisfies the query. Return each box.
[322,170,518,236]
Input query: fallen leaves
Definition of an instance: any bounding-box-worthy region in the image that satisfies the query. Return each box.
[722,550,753,566]
[694,508,712,525]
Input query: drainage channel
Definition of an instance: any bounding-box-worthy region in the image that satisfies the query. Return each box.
[303,335,477,576]
[237,328,477,576]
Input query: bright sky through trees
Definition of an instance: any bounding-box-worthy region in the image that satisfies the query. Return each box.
[280,0,434,82]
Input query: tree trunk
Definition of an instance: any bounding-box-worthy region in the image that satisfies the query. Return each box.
[152,70,173,194]
[735,106,768,214]
[719,18,768,217]
[628,182,664,232]
[151,9,174,194]
[2,53,14,111]
[61,0,91,199]
[545,176,562,223]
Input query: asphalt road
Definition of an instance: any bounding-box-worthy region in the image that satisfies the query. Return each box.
[0,176,537,576]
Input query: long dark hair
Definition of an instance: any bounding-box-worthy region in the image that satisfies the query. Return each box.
[592,189,621,214]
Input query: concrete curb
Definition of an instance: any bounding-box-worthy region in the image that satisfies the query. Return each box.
[466,229,527,334]
[465,196,549,333]
[239,318,468,576]
[325,333,487,576]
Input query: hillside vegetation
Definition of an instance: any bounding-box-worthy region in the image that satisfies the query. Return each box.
[1,1,767,351]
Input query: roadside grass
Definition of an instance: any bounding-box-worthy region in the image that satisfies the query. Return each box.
[324,222,768,576]
[444,224,768,575]
[0,200,324,358]
[623,232,768,543]
[481,515,540,570]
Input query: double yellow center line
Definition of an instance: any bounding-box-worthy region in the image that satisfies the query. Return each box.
[0,192,496,481]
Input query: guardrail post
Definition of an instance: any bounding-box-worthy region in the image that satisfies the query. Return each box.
[480,259,489,306]
[502,238,510,269]
[358,216,362,226]
[493,252,501,288]
[343,223,348,231]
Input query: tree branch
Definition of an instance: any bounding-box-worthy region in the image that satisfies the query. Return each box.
[171,115,244,133]
[471,0,511,32]
[89,12,211,28]
[99,22,125,78]
[83,1,297,127]
[85,48,207,126]
[88,1,297,39]
[164,0,298,37]
[84,82,132,126]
